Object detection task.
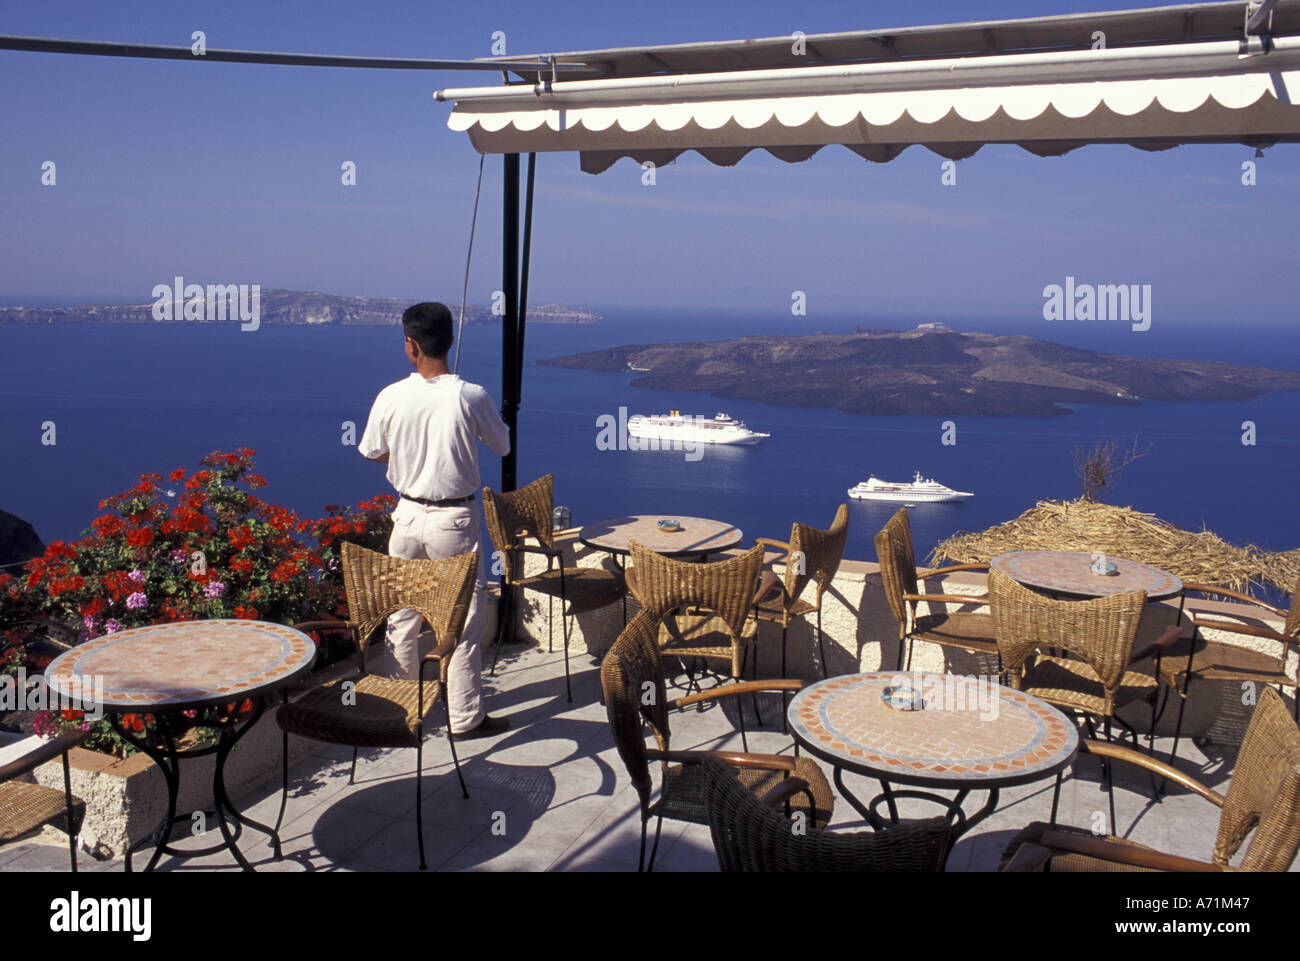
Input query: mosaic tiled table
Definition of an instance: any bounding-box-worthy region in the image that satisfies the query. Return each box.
[580,515,743,630]
[788,672,1078,840]
[46,619,316,872]
[991,550,1183,601]
[579,515,742,558]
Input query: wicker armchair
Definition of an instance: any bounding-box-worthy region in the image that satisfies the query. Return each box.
[1002,685,1300,872]
[0,728,86,871]
[700,755,950,872]
[875,508,998,673]
[1158,573,1299,765]
[988,568,1183,831]
[752,503,850,682]
[601,609,834,871]
[482,474,625,702]
[275,541,477,870]
[625,541,769,724]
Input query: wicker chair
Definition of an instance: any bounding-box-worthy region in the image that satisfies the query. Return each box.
[482,474,625,702]
[752,503,850,682]
[700,755,950,872]
[1157,574,1299,765]
[625,541,770,726]
[875,508,998,673]
[988,567,1183,832]
[0,728,86,871]
[1001,685,1300,872]
[602,609,834,871]
[275,541,477,870]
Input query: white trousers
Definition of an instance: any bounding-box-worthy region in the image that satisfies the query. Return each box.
[384,497,486,733]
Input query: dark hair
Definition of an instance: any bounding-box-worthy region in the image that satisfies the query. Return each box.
[402,302,454,359]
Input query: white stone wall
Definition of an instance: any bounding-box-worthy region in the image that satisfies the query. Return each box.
[505,532,1295,744]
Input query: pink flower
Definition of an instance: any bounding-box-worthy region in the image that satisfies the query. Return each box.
[83,614,96,630]
[126,592,148,610]
[203,581,226,599]
[105,618,122,634]
[128,569,144,582]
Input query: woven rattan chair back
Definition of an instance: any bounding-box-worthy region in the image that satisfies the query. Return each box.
[875,508,919,630]
[1215,685,1300,870]
[1284,573,1300,639]
[988,567,1146,712]
[482,474,556,566]
[339,541,477,680]
[700,756,949,872]
[781,503,850,616]
[601,610,671,806]
[629,541,764,638]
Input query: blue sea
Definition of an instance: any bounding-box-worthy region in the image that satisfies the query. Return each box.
[1,311,1298,569]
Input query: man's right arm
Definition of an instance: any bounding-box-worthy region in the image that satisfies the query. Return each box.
[358,390,392,464]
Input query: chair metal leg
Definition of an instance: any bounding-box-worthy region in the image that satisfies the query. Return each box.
[349,746,358,784]
[1049,769,1063,827]
[446,697,469,799]
[781,624,790,734]
[646,812,665,873]
[490,583,513,676]
[637,813,648,873]
[1103,717,1117,835]
[562,604,572,704]
[816,609,827,680]
[1167,681,1191,769]
[62,751,77,873]
[415,739,427,870]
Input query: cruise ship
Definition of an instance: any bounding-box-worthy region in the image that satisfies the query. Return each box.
[626,411,770,446]
[847,472,974,503]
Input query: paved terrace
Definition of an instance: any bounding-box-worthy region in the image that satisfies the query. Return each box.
[2,634,1285,872]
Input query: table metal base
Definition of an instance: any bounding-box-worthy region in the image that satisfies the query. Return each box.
[112,698,282,872]
[833,767,1000,850]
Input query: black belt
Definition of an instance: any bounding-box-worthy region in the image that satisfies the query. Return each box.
[401,493,475,507]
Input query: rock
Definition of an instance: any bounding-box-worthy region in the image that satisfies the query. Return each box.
[0,509,43,571]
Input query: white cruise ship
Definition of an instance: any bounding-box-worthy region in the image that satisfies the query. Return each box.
[848,471,974,503]
[627,411,770,446]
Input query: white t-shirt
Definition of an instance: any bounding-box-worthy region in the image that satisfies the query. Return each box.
[359,373,511,500]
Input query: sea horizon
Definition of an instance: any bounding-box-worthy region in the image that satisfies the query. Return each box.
[2,313,1297,572]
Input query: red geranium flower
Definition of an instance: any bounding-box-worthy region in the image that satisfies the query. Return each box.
[125,527,154,548]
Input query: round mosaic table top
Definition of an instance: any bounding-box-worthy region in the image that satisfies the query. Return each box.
[991,550,1183,601]
[45,620,317,711]
[579,515,742,557]
[787,672,1078,789]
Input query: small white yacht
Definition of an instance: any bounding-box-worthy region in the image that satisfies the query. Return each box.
[848,471,973,503]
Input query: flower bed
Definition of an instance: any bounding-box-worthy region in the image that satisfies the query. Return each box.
[0,448,393,757]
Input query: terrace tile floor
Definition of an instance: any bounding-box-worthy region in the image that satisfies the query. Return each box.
[2,640,1289,872]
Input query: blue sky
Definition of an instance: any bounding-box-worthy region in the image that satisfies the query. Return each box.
[1,0,1295,323]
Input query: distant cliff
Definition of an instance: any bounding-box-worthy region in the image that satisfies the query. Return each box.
[543,327,1300,417]
[0,289,602,326]
[0,510,43,572]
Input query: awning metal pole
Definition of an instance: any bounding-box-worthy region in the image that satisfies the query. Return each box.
[501,153,521,493]
[516,153,537,413]
[0,34,594,73]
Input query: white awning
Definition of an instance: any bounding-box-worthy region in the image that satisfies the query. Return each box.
[437,35,1300,172]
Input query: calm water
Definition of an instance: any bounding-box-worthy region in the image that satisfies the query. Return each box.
[1,313,1297,567]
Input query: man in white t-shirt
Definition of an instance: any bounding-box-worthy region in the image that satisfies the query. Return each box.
[359,302,511,738]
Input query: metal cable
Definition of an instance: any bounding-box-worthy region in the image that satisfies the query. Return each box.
[454,153,486,374]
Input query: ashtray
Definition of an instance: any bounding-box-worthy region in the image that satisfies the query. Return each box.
[881,685,924,712]
[657,519,682,532]
[1090,561,1119,576]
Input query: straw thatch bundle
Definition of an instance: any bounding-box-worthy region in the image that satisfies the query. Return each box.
[929,499,1293,596]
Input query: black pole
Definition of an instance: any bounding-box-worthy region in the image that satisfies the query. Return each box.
[501,153,520,493]
[516,153,537,417]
